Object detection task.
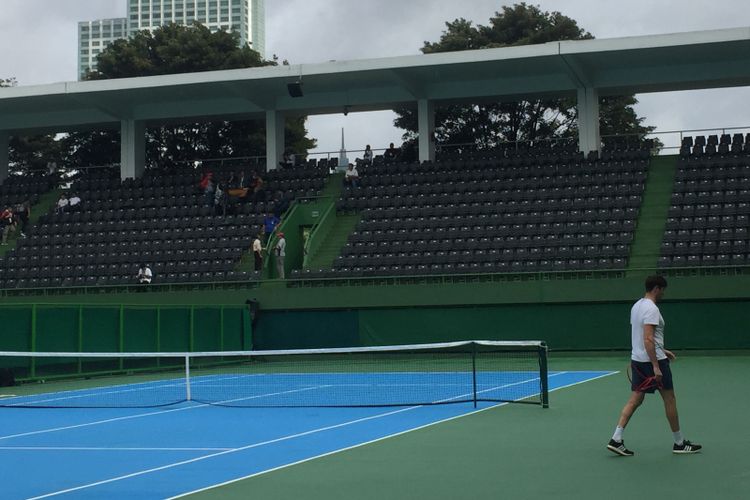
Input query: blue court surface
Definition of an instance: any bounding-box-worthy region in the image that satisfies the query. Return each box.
[0,370,612,499]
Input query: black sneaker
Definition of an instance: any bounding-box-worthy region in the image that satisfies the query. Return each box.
[607,439,634,456]
[673,440,702,454]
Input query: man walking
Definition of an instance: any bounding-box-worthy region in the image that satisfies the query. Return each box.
[607,275,701,456]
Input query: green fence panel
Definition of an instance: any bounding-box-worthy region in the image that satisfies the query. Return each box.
[0,307,32,351]
[35,307,79,352]
[159,308,191,352]
[661,301,750,349]
[0,308,32,375]
[34,307,81,375]
[193,307,222,352]
[357,303,633,350]
[123,308,159,352]
[220,308,246,350]
[254,310,358,350]
[81,307,121,352]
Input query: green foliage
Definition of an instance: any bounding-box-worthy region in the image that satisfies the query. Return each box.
[396,3,654,151]
[67,23,315,170]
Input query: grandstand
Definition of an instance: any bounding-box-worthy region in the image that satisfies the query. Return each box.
[0,27,749,350]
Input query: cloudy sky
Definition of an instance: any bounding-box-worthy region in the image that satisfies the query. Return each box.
[1,0,749,156]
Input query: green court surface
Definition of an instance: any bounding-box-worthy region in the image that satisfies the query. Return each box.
[187,353,750,500]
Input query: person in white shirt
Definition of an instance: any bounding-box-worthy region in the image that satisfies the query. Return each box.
[68,194,82,212]
[252,234,263,271]
[607,275,701,457]
[137,264,152,284]
[275,232,286,279]
[344,163,359,188]
[56,194,69,214]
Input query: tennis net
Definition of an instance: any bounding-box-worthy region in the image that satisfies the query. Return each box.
[0,340,548,409]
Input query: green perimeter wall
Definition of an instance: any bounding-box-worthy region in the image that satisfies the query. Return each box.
[2,274,749,353]
[253,300,750,350]
[0,305,252,378]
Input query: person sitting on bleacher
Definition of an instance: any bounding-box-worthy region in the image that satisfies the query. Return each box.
[272,190,289,218]
[384,142,400,164]
[249,171,265,202]
[344,163,360,188]
[279,152,295,169]
[137,264,152,284]
[68,193,82,212]
[56,194,69,214]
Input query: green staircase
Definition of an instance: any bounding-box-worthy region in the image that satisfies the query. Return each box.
[304,172,360,270]
[627,155,678,273]
[305,213,360,270]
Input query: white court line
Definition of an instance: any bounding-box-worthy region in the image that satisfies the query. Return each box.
[0,385,328,442]
[167,371,618,500]
[23,373,561,500]
[0,446,233,452]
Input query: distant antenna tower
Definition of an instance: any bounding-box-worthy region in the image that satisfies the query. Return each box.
[338,127,348,169]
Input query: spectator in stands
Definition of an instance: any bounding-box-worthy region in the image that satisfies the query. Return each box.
[137,264,153,284]
[228,171,239,188]
[214,182,227,215]
[56,194,69,214]
[272,190,289,218]
[68,193,82,212]
[280,152,295,169]
[15,201,30,238]
[249,171,265,202]
[199,172,215,206]
[264,212,280,243]
[1,206,14,245]
[275,232,286,279]
[384,142,400,164]
[363,145,373,165]
[252,233,264,271]
[344,163,360,188]
[237,170,247,189]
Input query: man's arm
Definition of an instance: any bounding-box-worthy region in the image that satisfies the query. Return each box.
[643,323,663,381]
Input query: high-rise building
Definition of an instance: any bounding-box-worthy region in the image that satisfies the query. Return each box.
[78,0,266,80]
[78,18,129,80]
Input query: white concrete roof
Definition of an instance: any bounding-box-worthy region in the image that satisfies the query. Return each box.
[1,27,749,133]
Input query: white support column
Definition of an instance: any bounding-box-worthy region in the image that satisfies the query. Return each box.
[120,119,145,180]
[266,110,285,172]
[417,99,436,163]
[0,131,9,183]
[577,87,600,154]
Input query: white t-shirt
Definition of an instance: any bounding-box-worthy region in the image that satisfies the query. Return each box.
[630,297,666,362]
[138,267,152,283]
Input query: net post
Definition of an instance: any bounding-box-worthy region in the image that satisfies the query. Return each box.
[185,354,191,402]
[472,342,477,408]
[539,342,549,408]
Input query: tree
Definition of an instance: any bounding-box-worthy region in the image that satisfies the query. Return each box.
[394,3,655,153]
[65,23,315,170]
[2,78,63,174]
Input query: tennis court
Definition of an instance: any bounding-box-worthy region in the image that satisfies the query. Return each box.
[1,351,746,499]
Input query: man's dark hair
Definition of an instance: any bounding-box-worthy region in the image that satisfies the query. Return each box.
[645,275,667,292]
